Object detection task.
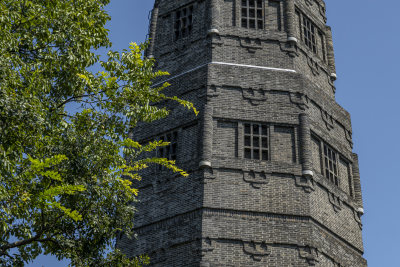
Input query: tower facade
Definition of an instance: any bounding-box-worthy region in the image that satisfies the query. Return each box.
[118,0,367,266]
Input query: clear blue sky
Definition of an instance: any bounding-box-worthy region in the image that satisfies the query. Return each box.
[27,0,399,266]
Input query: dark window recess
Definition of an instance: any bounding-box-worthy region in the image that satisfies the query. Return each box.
[323,144,339,186]
[244,123,269,160]
[174,5,193,40]
[341,157,354,197]
[267,0,281,31]
[318,31,327,62]
[241,0,264,30]
[302,15,317,53]
[158,132,178,162]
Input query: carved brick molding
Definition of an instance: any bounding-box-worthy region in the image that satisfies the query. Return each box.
[298,246,319,265]
[279,41,299,57]
[242,241,271,261]
[345,129,354,149]
[327,75,337,94]
[193,237,215,257]
[240,37,262,53]
[241,87,267,106]
[207,85,220,98]
[198,85,220,101]
[328,192,343,212]
[289,92,309,110]
[202,167,217,184]
[307,57,321,76]
[194,237,271,262]
[353,209,363,230]
[321,110,335,131]
[295,175,315,193]
[242,170,269,189]
[208,34,223,49]
[318,6,327,23]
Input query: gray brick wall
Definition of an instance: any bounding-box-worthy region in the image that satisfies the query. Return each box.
[118,0,367,266]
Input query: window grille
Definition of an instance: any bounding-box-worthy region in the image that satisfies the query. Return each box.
[244,123,269,160]
[241,0,264,30]
[302,16,317,53]
[158,132,178,161]
[174,5,193,40]
[323,144,339,186]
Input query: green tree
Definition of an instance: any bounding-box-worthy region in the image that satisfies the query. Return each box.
[0,0,196,266]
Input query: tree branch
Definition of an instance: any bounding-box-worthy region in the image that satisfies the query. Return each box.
[53,90,107,111]
[0,230,44,252]
[53,94,93,111]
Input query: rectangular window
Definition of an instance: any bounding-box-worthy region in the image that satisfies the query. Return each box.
[174,5,193,40]
[158,131,178,161]
[302,15,317,53]
[244,123,269,160]
[312,134,354,196]
[323,144,339,186]
[241,0,264,30]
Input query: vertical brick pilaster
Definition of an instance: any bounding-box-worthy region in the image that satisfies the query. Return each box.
[147,2,159,58]
[299,113,313,177]
[352,153,364,211]
[285,0,297,43]
[325,26,337,79]
[209,0,220,34]
[200,104,213,168]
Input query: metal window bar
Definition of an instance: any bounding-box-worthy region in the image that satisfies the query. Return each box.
[244,123,269,160]
[241,0,264,29]
[302,15,317,53]
[158,132,178,169]
[323,144,339,186]
[175,5,193,40]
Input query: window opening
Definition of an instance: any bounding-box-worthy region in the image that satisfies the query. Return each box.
[244,123,269,160]
[241,0,264,30]
[174,5,193,40]
[323,144,339,186]
[158,131,178,162]
[303,15,317,53]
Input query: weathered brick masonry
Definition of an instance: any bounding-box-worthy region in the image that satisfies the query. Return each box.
[117,0,367,266]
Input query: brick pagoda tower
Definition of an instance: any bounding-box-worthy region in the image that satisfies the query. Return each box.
[118,0,367,266]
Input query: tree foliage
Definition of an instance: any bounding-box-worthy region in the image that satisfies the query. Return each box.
[0,0,197,266]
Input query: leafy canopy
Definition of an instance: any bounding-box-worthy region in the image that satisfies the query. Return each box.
[0,0,196,266]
